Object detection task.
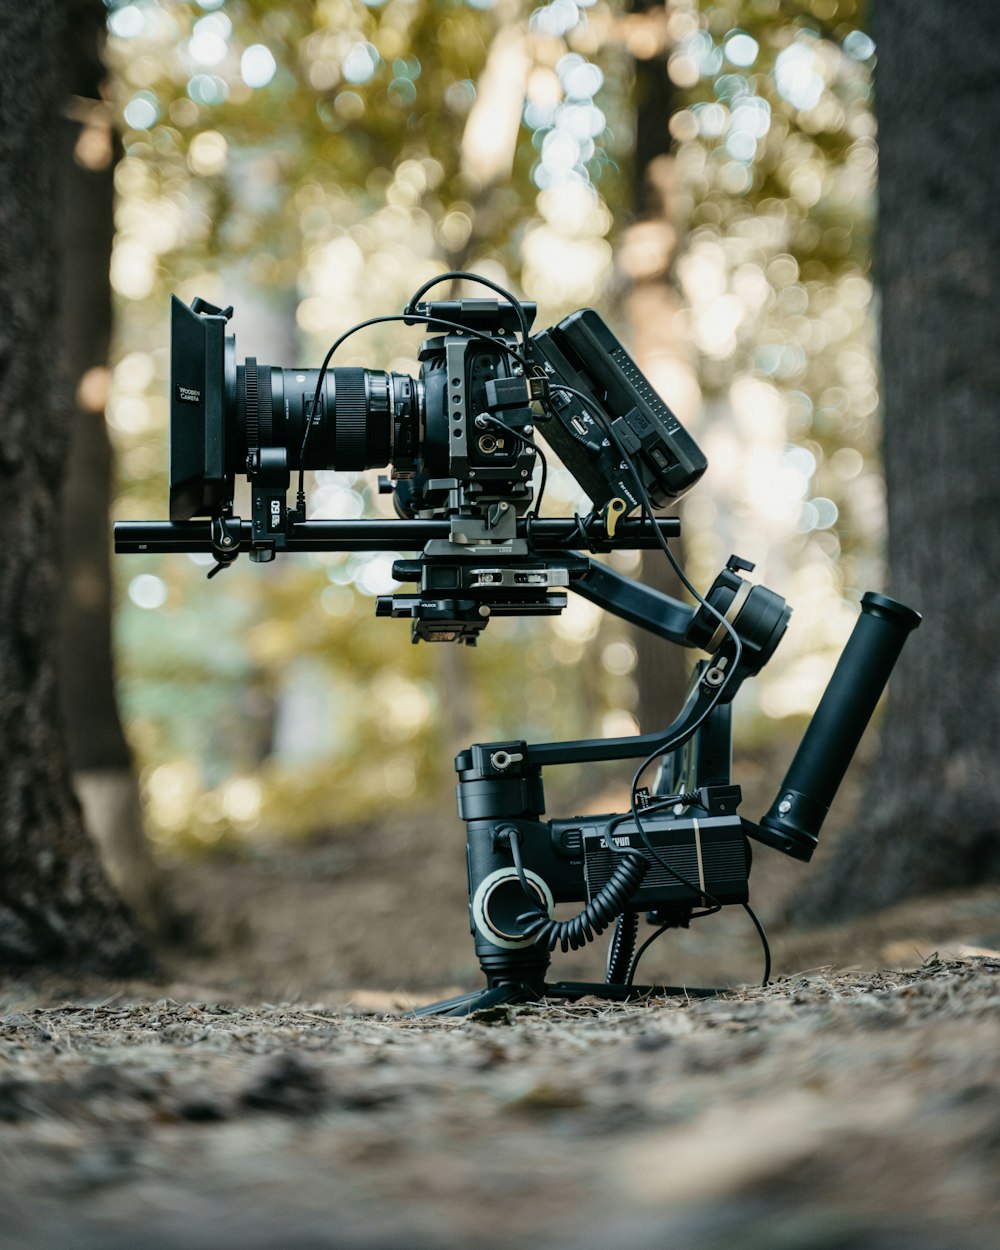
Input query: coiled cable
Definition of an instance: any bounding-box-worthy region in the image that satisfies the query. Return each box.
[507,825,648,954]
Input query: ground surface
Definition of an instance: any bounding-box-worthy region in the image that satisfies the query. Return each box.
[2,830,1000,1250]
[1,960,999,1250]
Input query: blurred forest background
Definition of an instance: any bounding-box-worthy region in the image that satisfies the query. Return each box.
[104,0,879,856]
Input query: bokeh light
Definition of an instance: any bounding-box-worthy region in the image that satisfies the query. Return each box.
[241,45,277,89]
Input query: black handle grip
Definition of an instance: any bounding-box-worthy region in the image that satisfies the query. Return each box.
[756,592,921,861]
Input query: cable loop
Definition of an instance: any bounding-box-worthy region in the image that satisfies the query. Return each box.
[508,826,648,955]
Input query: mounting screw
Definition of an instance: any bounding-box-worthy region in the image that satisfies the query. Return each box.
[490,749,524,771]
[778,795,793,816]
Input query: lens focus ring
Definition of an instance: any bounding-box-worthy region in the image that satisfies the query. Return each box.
[257,366,273,448]
[244,358,259,450]
[332,369,391,470]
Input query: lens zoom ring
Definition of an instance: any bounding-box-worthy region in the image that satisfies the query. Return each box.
[333,369,368,469]
[257,366,273,447]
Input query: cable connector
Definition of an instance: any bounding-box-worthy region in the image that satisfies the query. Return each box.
[696,784,743,816]
[484,375,549,410]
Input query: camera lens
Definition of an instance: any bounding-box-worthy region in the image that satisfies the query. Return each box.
[233,360,421,474]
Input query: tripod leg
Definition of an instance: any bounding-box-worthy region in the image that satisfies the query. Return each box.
[606,910,639,984]
[407,982,539,1018]
[545,980,719,1003]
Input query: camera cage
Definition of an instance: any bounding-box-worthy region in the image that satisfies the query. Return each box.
[116,273,921,1014]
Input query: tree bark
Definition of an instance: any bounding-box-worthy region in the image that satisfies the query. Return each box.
[795,0,1000,920]
[56,0,175,936]
[0,1,150,972]
[624,1,690,734]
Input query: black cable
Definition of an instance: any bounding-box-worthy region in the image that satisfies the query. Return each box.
[743,902,771,986]
[625,904,771,989]
[624,906,719,986]
[547,381,743,670]
[544,379,746,908]
[625,921,671,987]
[536,378,774,986]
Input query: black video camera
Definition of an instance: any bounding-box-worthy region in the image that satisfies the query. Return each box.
[165,290,705,641]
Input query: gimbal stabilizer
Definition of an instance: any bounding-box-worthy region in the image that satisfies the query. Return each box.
[115,274,921,1013]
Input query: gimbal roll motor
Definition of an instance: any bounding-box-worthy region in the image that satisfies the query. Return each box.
[116,271,921,1014]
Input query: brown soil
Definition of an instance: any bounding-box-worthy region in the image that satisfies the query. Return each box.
[2,829,999,1250]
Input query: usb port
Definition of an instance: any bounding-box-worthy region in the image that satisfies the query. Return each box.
[570,416,588,437]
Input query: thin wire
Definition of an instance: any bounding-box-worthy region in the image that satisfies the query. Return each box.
[535,376,766,981]
[624,906,724,986]
[544,379,747,895]
[625,923,670,987]
[547,382,742,666]
[743,902,771,986]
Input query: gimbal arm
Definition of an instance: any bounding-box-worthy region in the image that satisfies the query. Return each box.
[565,557,695,647]
[459,670,722,770]
[477,552,789,768]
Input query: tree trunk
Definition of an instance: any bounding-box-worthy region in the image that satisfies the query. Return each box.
[0,1,149,973]
[57,0,175,937]
[795,0,1000,920]
[623,1,690,733]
